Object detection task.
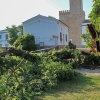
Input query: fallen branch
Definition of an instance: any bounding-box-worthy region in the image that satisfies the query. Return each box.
[7,58,26,81]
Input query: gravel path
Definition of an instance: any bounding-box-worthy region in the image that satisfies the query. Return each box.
[74,68,100,75]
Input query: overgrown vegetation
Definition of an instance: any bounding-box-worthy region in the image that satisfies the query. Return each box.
[89,0,100,33]
[1,46,100,99]
[0,47,80,99]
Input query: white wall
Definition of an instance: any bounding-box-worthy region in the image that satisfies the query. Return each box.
[0,30,9,47]
[58,22,68,45]
[23,15,68,47]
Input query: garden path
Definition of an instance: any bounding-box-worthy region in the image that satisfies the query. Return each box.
[74,67,100,75]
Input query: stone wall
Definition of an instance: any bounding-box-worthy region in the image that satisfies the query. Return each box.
[59,0,85,48]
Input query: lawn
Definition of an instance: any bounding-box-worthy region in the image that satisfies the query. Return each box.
[39,74,100,100]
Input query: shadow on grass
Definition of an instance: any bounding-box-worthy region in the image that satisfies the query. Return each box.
[40,73,96,99]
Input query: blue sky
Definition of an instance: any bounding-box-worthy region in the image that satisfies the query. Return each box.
[0,0,93,30]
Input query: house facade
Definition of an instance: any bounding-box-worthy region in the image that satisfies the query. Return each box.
[0,30,9,47]
[0,0,91,49]
[23,15,69,49]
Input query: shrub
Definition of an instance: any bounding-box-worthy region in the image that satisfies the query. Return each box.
[14,33,36,51]
[0,47,81,99]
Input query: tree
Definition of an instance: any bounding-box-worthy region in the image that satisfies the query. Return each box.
[14,33,36,51]
[81,28,92,48]
[7,25,23,45]
[18,25,23,35]
[81,0,100,48]
[88,0,100,33]
[7,25,18,45]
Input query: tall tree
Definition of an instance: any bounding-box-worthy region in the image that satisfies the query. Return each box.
[7,25,23,45]
[7,25,18,45]
[89,0,100,33]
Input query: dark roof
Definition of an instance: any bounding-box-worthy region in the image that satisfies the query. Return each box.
[82,19,90,23]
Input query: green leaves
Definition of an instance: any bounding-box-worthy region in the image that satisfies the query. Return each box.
[81,28,92,48]
[0,47,81,99]
[6,25,23,46]
[7,25,19,45]
[14,33,36,51]
[89,0,100,32]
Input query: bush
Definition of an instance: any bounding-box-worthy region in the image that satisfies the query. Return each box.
[41,47,83,68]
[14,33,36,51]
[84,52,100,65]
[0,47,82,99]
[69,41,76,49]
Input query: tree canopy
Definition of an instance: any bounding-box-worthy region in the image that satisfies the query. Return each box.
[7,25,23,45]
[89,0,100,33]
[14,33,36,51]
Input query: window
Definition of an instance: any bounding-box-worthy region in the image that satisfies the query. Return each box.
[5,34,8,40]
[0,35,2,39]
[66,34,67,42]
[60,32,62,42]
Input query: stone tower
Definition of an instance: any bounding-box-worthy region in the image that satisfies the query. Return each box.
[59,0,85,47]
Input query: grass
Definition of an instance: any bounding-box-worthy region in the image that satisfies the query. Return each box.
[39,74,100,100]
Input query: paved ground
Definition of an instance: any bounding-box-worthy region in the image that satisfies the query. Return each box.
[74,67,100,75]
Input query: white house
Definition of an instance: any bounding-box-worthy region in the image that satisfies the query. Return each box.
[0,30,9,47]
[23,15,69,49]
[82,19,91,46]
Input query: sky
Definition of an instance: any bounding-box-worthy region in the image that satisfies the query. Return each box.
[0,0,93,30]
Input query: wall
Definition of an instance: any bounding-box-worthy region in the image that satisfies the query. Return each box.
[23,15,68,49]
[0,30,9,47]
[57,21,68,46]
[59,0,85,48]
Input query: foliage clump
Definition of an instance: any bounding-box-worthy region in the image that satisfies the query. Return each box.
[7,25,23,45]
[89,0,100,33]
[0,47,80,99]
[68,41,76,49]
[14,33,36,51]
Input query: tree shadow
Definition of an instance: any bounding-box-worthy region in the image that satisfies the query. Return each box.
[40,73,96,99]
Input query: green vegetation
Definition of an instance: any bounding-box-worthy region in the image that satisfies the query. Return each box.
[68,41,76,49]
[1,1,100,99]
[39,74,100,100]
[14,33,36,51]
[89,0,100,33]
[1,46,100,99]
[81,29,92,48]
[81,0,100,48]
[0,47,79,100]
[0,47,3,52]
[7,25,23,45]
